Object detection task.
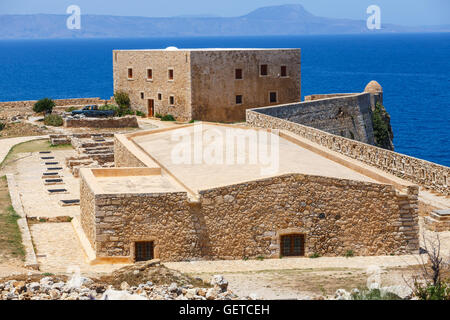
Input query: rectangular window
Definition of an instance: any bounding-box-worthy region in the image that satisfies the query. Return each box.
[168,69,174,80]
[135,241,154,262]
[280,234,305,257]
[269,91,277,103]
[140,92,144,99]
[169,95,175,105]
[260,64,268,76]
[236,95,243,105]
[158,93,162,100]
[235,68,243,80]
[147,69,153,80]
[281,66,287,77]
[127,68,133,79]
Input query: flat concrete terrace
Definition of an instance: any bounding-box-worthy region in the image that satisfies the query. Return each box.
[83,168,184,194]
[130,123,377,192]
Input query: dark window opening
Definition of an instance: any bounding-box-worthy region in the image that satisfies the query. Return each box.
[281,66,287,77]
[281,234,305,257]
[147,69,153,80]
[140,92,144,99]
[135,241,154,262]
[235,69,243,80]
[260,64,268,76]
[269,91,277,103]
[127,68,133,79]
[168,69,174,80]
[236,95,243,104]
[169,96,175,105]
[158,93,162,100]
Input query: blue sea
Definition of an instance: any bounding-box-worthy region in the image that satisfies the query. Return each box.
[0,34,449,166]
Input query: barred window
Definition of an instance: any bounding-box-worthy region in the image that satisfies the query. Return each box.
[280,234,305,257]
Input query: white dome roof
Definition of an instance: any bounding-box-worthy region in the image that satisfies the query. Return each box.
[165,46,179,51]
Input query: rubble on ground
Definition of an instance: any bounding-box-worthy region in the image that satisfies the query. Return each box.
[0,260,248,300]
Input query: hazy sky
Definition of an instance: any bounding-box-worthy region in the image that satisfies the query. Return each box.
[1,0,449,26]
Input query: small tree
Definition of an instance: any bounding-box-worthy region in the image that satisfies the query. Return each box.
[114,91,131,115]
[33,98,55,115]
[405,233,450,300]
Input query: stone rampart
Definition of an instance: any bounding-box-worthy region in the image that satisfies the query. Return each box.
[246,108,449,195]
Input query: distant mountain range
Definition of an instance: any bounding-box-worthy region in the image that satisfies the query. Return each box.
[1,4,449,39]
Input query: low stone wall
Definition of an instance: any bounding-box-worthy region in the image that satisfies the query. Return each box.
[0,97,110,109]
[304,93,354,101]
[80,172,419,262]
[79,176,96,250]
[246,109,449,195]
[64,116,138,128]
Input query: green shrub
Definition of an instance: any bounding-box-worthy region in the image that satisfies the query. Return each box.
[344,250,354,258]
[44,114,63,127]
[135,110,145,117]
[99,104,119,116]
[33,98,55,114]
[114,90,130,113]
[372,102,392,149]
[413,280,450,300]
[0,122,5,131]
[309,253,321,259]
[161,114,175,121]
[351,288,402,300]
[256,256,264,261]
[121,109,136,116]
[114,91,130,107]
[65,106,78,112]
[155,113,163,119]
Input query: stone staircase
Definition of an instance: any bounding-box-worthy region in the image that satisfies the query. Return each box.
[50,133,116,177]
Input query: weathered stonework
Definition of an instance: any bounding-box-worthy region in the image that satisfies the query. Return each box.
[80,170,419,262]
[0,97,111,110]
[64,116,138,128]
[254,93,375,144]
[114,135,147,168]
[113,49,301,122]
[246,109,449,195]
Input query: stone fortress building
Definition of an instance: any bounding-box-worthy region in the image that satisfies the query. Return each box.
[80,123,420,263]
[113,48,301,122]
[75,47,449,264]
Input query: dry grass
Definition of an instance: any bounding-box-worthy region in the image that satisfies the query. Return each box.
[190,265,424,298]
[0,122,49,139]
[0,176,25,263]
[0,139,72,170]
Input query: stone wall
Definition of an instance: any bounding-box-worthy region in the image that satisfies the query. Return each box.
[190,49,301,122]
[80,176,96,250]
[64,116,138,128]
[253,93,375,144]
[304,93,354,101]
[247,109,449,195]
[114,136,147,168]
[80,173,419,262]
[113,50,193,121]
[0,97,110,109]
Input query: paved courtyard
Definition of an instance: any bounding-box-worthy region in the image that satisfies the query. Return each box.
[29,222,126,275]
[13,149,80,218]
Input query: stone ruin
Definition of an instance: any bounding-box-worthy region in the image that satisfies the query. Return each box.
[50,133,115,177]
